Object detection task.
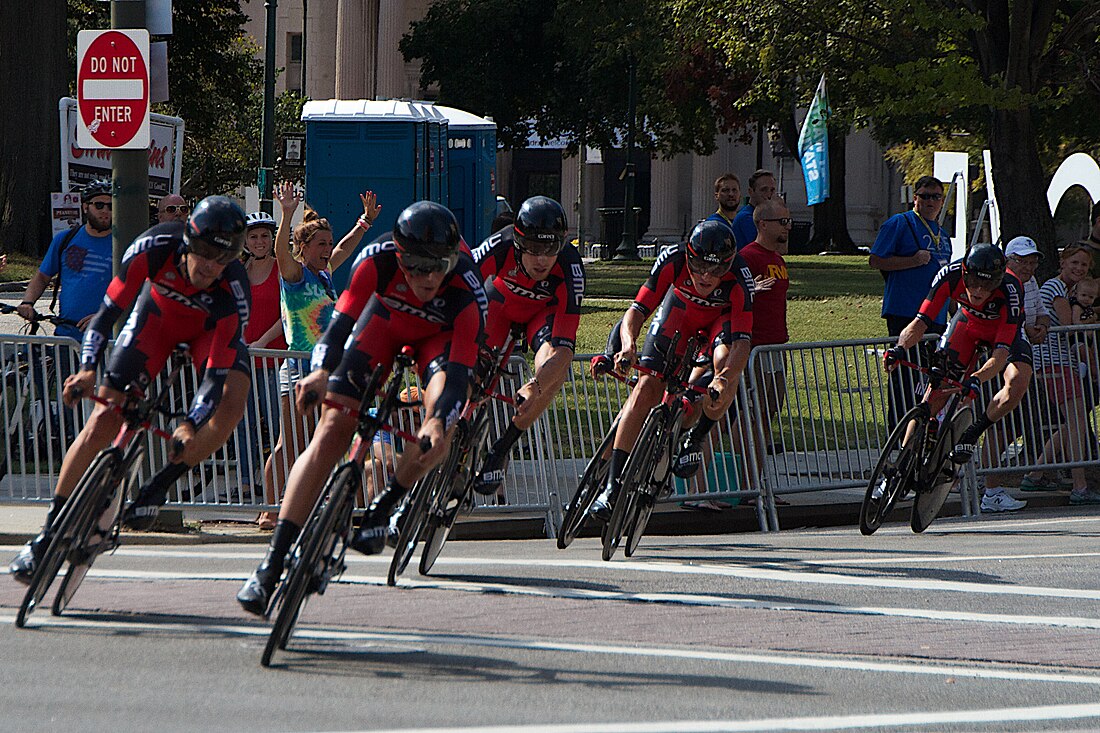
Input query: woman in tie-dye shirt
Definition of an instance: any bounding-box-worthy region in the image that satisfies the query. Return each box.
[258,181,381,527]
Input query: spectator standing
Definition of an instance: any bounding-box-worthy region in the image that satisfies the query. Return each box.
[1079,202,1100,277]
[868,175,954,428]
[233,212,287,525]
[261,182,381,524]
[704,173,741,237]
[1029,243,1100,504]
[732,170,777,250]
[157,194,189,224]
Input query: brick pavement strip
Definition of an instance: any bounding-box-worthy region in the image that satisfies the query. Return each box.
[2,577,1098,671]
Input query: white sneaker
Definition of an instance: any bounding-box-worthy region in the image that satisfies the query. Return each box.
[981,491,1026,513]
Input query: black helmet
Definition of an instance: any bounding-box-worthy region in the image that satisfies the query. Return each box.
[686,221,736,275]
[963,243,1006,290]
[184,196,247,264]
[393,201,462,274]
[81,179,112,203]
[514,196,567,257]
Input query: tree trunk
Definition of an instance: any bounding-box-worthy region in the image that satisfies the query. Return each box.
[809,128,857,253]
[0,4,68,256]
[988,107,1057,278]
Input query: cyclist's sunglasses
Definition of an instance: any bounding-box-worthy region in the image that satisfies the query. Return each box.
[515,233,564,258]
[188,239,243,265]
[963,272,1002,291]
[686,255,732,277]
[398,251,458,276]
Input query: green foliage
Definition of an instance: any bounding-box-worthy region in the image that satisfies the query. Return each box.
[400,0,754,155]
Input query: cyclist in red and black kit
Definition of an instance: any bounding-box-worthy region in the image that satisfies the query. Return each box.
[471,196,585,497]
[9,196,252,582]
[589,220,754,521]
[884,243,1033,468]
[237,201,486,615]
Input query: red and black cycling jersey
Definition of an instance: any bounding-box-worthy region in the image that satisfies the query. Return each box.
[81,221,250,428]
[313,239,486,430]
[631,243,754,342]
[471,227,585,351]
[916,262,1023,351]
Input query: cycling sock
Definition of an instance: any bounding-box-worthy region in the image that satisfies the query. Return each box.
[43,494,66,532]
[140,461,190,504]
[959,412,994,446]
[686,416,717,446]
[489,423,525,462]
[260,519,301,578]
[370,477,412,518]
[605,449,629,494]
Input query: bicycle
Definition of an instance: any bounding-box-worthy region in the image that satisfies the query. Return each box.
[859,353,977,536]
[14,346,191,628]
[0,304,79,479]
[261,347,425,667]
[388,324,524,585]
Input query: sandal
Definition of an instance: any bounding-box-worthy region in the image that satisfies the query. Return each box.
[256,511,277,531]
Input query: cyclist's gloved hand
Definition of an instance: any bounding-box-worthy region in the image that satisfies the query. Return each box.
[590,355,613,379]
[882,347,903,371]
[168,422,196,463]
[963,375,982,401]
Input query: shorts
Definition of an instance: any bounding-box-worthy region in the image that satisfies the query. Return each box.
[278,357,310,397]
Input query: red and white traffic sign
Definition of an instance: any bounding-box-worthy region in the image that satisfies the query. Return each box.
[76,29,150,149]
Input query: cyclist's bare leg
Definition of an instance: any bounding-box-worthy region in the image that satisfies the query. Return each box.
[611,374,664,453]
[276,393,359,526]
[54,384,126,499]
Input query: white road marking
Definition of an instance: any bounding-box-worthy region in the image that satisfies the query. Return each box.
[3,610,1100,690]
[811,551,1100,565]
[8,565,1100,630]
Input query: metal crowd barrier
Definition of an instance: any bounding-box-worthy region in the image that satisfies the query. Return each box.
[5,326,1100,535]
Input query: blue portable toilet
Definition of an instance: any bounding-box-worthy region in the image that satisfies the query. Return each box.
[410,103,450,207]
[433,104,497,248]
[301,99,447,290]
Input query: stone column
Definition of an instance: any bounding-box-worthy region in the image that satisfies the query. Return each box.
[376,0,406,98]
[645,155,685,241]
[335,0,375,99]
[560,152,579,243]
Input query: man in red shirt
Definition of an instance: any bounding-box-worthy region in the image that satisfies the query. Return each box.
[738,199,791,466]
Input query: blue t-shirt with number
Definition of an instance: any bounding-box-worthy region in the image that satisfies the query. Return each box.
[39,226,113,340]
[870,210,952,322]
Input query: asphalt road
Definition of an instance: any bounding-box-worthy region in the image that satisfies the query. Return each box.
[3,506,1100,732]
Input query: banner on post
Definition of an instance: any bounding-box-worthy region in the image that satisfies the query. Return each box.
[797,74,830,206]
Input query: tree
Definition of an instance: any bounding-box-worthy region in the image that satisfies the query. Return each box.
[672,0,1100,261]
[0,4,69,255]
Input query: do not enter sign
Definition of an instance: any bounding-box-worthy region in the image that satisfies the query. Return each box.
[76,29,150,149]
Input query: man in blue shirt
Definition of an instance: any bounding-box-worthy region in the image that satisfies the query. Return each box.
[17,180,114,342]
[732,169,777,250]
[704,173,740,236]
[869,175,953,427]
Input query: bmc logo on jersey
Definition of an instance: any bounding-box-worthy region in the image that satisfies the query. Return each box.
[504,280,550,301]
[380,295,444,324]
[123,233,172,262]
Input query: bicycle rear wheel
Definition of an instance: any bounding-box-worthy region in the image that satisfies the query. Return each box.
[912,407,973,533]
[16,450,119,628]
[603,409,664,561]
[263,463,360,667]
[419,423,470,576]
[53,445,140,616]
[860,406,926,536]
[558,420,617,550]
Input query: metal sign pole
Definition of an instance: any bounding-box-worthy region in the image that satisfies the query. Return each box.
[110,0,149,278]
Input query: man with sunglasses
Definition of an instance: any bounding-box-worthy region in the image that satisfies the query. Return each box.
[157,194,190,224]
[10,196,253,581]
[237,201,486,615]
[870,175,954,429]
[469,196,585,499]
[17,180,114,343]
[588,220,754,521]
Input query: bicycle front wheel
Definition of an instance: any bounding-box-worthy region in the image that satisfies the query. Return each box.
[860,406,927,536]
[388,471,441,586]
[16,450,120,628]
[912,407,973,533]
[263,463,360,667]
[603,409,664,561]
[558,419,617,550]
[420,423,470,576]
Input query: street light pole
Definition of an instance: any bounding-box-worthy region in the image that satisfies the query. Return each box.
[260,0,278,214]
[110,0,149,278]
[614,56,640,261]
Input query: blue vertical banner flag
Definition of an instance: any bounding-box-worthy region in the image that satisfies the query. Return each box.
[797,74,830,206]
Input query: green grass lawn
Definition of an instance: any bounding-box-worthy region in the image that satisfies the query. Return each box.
[0,253,41,283]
